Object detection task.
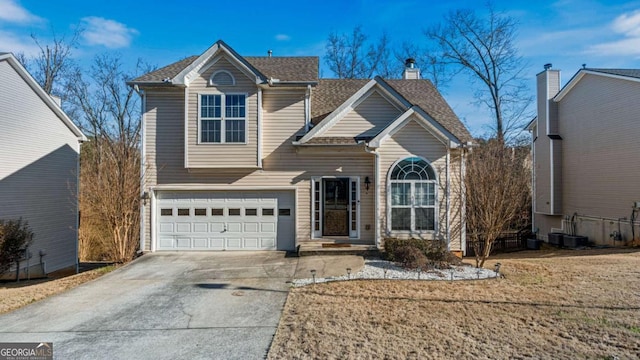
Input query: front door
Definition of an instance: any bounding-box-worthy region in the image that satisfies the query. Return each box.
[323,178,349,236]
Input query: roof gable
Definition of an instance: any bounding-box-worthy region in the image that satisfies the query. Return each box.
[369,107,458,148]
[172,40,266,86]
[298,77,411,143]
[555,68,640,102]
[0,53,86,141]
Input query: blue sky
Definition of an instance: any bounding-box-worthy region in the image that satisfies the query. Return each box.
[2,0,640,136]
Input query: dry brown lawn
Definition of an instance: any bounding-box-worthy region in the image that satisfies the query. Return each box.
[0,264,116,315]
[269,248,640,359]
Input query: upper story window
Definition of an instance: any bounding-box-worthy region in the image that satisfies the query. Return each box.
[209,70,235,86]
[200,94,246,143]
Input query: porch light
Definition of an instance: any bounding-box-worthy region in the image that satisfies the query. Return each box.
[364,176,371,191]
[141,191,150,206]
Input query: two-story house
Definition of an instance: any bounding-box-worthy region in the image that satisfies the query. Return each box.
[0,53,86,278]
[129,40,472,254]
[529,64,640,245]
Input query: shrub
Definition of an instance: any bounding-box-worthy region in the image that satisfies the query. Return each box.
[0,219,34,273]
[384,238,463,269]
[394,245,428,270]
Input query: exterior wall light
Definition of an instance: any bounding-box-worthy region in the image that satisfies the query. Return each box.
[364,176,371,191]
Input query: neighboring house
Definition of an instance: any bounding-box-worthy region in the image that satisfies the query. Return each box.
[0,53,86,277]
[529,64,640,245]
[129,40,472,254]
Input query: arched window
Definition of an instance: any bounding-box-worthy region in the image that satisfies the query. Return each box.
[388,157,437,232]
[208,70,235,86]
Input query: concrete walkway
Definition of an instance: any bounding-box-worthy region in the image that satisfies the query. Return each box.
[0,252,300,360]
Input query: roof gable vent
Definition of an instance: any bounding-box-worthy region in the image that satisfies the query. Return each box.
[209,70,235,86]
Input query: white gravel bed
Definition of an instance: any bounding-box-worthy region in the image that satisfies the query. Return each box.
[292,258,498,287]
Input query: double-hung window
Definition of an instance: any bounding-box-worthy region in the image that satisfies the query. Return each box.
[200,94,246,143]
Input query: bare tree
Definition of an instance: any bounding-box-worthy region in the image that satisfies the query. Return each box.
[425,4,532,142]
[325,26,397,79]
[65,54,148,262]
[464,140,531,267]
[19,30,81,96]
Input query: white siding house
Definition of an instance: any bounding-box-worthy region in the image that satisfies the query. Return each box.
[0,53,86,277]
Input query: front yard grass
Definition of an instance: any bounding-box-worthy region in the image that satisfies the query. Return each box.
[268,248,640,359]
[0,263,117,315]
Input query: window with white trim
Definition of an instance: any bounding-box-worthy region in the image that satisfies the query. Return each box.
[389,157,437,231]
[200,94,246,143]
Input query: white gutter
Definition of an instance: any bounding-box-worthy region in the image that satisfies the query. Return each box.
[138,88,146,253]
[364,146,380,248]
[460,148,467,256]
[184,87,190,168]
[75,141,81,273]
[150,190,156,252]
[446,148,451,251]
[304,85,311,132]
[257,88,263,168]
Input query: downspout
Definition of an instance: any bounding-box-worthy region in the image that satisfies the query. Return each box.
[76,140,82,274]
[364,146,380,248]
[446,148,451,251]
[257,88,263,168]
[136,85,146,253]
[461,147,467,256]
[304,85,311,132]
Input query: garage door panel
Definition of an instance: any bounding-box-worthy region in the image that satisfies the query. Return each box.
[156,190,294,251]
[176,223,191,233]
[193,238,208,248]
[244,238,259,248]
[176,237,191,248]
[226,238,242,249]
[159,223,174,232]
[193,223,208,232]
[261,223,275,232]
[261,238,276,248]
[244,222,259,232]
[209,238,224,249]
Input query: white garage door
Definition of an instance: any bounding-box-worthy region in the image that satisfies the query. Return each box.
[156,191,295,251]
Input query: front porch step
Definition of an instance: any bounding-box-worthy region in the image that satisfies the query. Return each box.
[297,242,380,257]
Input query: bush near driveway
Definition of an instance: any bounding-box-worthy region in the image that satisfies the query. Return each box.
[0,219,34,274]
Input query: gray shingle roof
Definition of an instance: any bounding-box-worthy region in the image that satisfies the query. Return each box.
[386,79,472,142]
[312,78,471,142]
[131,56,198,84]
[245,57,318,82]
[585,68,640,79]
[130,56,318,84]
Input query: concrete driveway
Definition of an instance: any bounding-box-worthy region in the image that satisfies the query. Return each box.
[0,252,299,360]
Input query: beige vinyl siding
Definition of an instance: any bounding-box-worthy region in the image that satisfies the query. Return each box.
[533,214,562,241]
[377,118,461,249]
[143,88,375,247]
[558,74,640,222]
[0,60,80,273]
[187,57,258,168]
[323,90,402,138]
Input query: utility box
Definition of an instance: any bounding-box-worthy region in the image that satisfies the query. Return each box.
[548,232,564,247]
[527,238,541,250]
[563,235,588,248]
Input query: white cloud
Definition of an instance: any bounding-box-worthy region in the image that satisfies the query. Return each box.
[275,34,291,41]
[612,10,640,37]
[0,0,41,24]
[80,16,138,48]
[587,10,640,56]
[0,30,40,56]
